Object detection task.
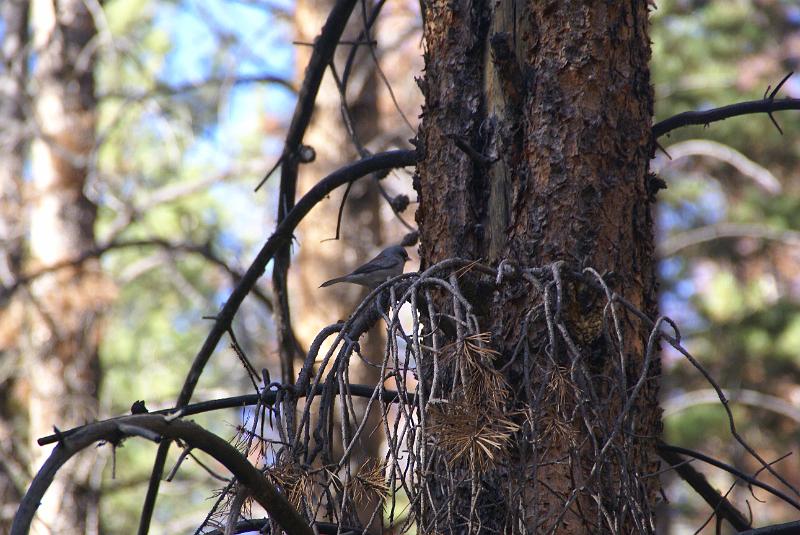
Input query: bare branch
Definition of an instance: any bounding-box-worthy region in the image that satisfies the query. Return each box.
[138,149,416,534]
[341,0,387,91]
[651,139,781,193]
[657,443,800,512]
[663,388,800,424]
[0,238,274,312]
[653,96,800,138]
[657,445,751,531]
[99,73,296,101]
[102,161,272,243]
[256,0,360,191]
[38,383,410,446]
[739,520,800,535]
[203,520,372,535]
[263,0,362,402]
[13,415,313,535]
[575,274,800,502]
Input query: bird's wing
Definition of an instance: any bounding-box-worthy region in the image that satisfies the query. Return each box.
[350,252,396,275]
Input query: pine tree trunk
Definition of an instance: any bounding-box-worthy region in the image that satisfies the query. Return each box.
[22,0,108,532]
[415,2,661,533]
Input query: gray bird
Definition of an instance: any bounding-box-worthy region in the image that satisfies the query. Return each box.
[320,245,409,289]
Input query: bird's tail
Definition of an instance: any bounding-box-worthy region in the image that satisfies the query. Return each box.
[319,277,347,288]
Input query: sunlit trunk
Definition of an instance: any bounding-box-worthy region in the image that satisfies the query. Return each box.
[291,0,385,528]
[22,0,110,532]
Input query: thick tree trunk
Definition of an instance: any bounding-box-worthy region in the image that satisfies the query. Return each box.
[416,2,660,533]
[21,0,108,532]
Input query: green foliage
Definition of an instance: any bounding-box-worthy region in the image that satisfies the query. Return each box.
[664,405,731,445]
[55,0,800,531]
[653,1,800,529]
[87,0,289,531]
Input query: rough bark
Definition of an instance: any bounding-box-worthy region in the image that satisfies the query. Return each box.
[20,0,109,532]
[415,1,660,533]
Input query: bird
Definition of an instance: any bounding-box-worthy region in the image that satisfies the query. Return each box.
[320,245,409,289]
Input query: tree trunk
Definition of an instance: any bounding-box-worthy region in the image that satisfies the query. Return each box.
[292,0,383,366]
[21,0,108,532]
[291,0,386,528]
[415,2,661,533]
[0,0,30,526]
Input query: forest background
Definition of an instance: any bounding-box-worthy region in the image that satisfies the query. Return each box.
[2,0,800,533]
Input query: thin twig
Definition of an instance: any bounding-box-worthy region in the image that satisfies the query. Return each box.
[137,149,415,534]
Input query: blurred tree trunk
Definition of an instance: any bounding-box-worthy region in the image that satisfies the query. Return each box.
[0,1,27,286]
[0,0,30,526]
[291,1,382,356]
[17,0,109,532]
[415,2,661,533]
[291,0,385,527]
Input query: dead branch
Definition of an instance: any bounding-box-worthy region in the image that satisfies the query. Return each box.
[739,520,800,535]
[255,0,360,192]
[603,288,800,501]
[657,443,800,512]
[657,444,751,531]
[138,149,415,534]
[265,0,362,404]
[203,519,372,535]
[658,222,800,257]
[651,139,782,193]
[37,384,411,447]
[98,73,296,101]
[663,388,800,424]
[653,73,800,137]
[12,415,312,535]
[0,238,274,311]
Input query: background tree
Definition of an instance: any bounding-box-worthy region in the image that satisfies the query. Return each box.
[0,0,106,531]
[6,1,800,534]
[0,0,30,519]
[1,0,295,531]
[651,1,800,530]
